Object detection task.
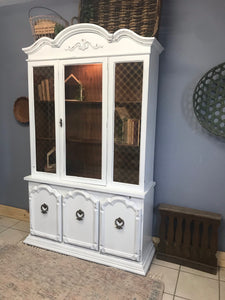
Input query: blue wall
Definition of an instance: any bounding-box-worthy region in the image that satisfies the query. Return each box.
[154,0,225,250]
[0,0,78,210]
[0,0,225,250]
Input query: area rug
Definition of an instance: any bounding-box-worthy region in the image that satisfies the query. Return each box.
[0,243,164,300]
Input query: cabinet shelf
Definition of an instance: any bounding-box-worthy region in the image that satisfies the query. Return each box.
[67,138,101,144]
[37,137,55,141]
[114,141,139,147]
[37,100,54,103]
[116,101,141,104]
[66,99,102,104]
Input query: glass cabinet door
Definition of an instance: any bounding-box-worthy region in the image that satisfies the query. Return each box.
[33,66,56,173]
[64,63,102,179]
[113,62,143,185]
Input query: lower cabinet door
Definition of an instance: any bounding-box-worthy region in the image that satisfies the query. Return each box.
[63,190,99,250]
[29,185,62,241]
[100,197,142,261]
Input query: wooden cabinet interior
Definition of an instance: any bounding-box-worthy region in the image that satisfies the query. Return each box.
[65,64,102,102]
[65,64,102,178]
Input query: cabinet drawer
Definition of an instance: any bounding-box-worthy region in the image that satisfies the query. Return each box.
[29,185,62,241]
[63,190,99,250]
[100,197,142,261]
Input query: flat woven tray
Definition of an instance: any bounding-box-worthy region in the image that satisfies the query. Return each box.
[193,62,225,137]
[79,0,161,37]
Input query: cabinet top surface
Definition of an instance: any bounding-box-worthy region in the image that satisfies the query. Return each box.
[23,23,163,59]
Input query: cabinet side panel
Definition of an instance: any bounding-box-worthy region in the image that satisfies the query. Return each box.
[144,48,160,187]
[143,185,155,253]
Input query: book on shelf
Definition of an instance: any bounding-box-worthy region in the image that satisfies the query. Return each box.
[38,78,54,101]
[38,84,43,101]
[122,118,140,146]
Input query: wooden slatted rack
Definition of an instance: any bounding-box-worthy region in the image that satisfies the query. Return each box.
[157,204,221,274]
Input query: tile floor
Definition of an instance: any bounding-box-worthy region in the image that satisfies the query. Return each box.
[0,214,224,300]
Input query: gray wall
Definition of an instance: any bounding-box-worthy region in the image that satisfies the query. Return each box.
[154,0,225,250]
[0,0,225,250]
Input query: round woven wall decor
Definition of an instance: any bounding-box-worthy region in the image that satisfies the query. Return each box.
[13,96,29,124]
[193,62,225,137]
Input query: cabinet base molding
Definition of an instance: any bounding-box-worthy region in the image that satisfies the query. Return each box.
[24,235,155,276]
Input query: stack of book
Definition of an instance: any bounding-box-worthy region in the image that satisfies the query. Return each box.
[123,118,140,146]
[115,106,140,146]
[38,78,54,101]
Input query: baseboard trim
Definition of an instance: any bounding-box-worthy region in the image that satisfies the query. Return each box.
[217,251,225,268]
[0,205,29,221]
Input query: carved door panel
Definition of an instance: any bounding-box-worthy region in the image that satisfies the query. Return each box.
[100,197,142,261]
[29,185,62,241]
[63,190,99,250]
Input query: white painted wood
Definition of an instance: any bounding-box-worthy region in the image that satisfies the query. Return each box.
[63,190,99,250]
[144,47,161,188]
[29,184,62,241]
[25,174,153,198]
[24,234,155,276]
[23,24,163,275]
[22,24,163,60]
[100,197,142,261]
[142,184,155,254]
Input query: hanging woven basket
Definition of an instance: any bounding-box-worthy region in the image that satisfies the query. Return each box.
[193,62,225,137]
[13,97,29,124]
[79,0,161,37]
[29,7,70,41]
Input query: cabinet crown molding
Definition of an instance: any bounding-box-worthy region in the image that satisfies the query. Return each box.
[22,23,163,56]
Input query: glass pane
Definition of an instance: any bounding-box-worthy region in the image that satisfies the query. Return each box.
[113,62,143,184]
[33,66,56,173]
[65,64,102,179]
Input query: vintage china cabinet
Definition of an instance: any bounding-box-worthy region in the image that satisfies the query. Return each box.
[23,24,163,275]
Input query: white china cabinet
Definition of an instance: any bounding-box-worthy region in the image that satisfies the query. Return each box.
[23,24,163,275]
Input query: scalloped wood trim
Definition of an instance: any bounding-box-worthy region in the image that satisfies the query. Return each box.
[0,205,29,221]
[22,23,163,56]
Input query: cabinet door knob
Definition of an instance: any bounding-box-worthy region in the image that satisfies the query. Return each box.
[59,118,63,127]
[76,209,85,221]
[115,217,125,229]
[41,203,48,214]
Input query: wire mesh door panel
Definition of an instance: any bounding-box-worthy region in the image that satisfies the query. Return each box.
[33,66,56,173]
[113,62,143,185]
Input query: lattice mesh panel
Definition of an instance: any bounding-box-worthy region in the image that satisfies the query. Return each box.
[33,66,56,173]
[115,62,143,102]
[193,62,225,137]
[114,62,143,184]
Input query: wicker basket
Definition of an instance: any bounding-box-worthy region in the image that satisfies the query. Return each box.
[29,7,69,41]
[79,0,161,37]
